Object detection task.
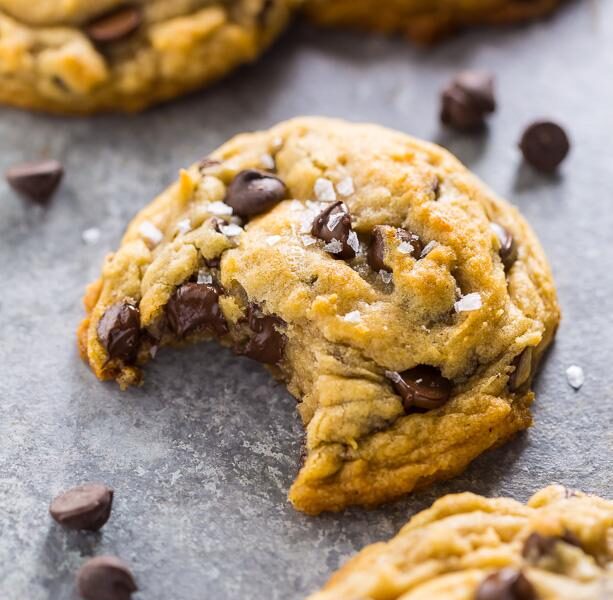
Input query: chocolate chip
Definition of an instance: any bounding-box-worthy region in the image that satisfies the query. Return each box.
[85,6,143,44]
[97,302,141,363]
[243,305,286,365]
[522,532,582,562]
[77,556,137,600]
[389,365,453,412]
[509,347,533,391]
[166,283,228,338]
[311,201,357,260]
[491,223,518,271]
[5,159,63,204]
[519,121,570,173]
[368,227,422,272]
[224,169,287,217]
[476,569,537,600]
[49,483,113,531]
[441,70,496,131]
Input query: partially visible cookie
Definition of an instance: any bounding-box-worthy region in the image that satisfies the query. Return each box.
[307,485,613,599]
[304,0,563,44]
[78,117,559,514]
[0,0,297,114]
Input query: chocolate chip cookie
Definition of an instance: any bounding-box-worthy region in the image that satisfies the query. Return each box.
[78,117,560,514]
[308,485,613,599]
[0,0,297,114]
[304,0,563,44]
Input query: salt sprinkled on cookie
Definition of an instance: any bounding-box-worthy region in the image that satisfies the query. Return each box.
[314,178,336,202]
[454,293,482,313]
[177,219,192,235]
[219,223,243,237]
[266,235,282,246]
[138,221,163,246]
[323,239,343,254]
[336,176,354,197]
[197,270,213,285]
[207,201,233,216]
[397,241,414,255]
[420,240,439,258]
[343,310,362,323]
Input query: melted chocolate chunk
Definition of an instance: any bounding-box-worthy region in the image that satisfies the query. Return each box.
[97,301,141,363]
[389,365,453,412]
[166,283,228,338]
[243,305,286,365]
[491,223,518,271]
[476,569,537,600]
[224,169,287,217]
[5,159,63,204]
[522,532,581,562]
[49,483,113,531]
[368,226,422,272]
[519,121,570,173]
[85,5,143,43]
[77,556,137,600]
[441,70,496,131]
[311,201,357,260]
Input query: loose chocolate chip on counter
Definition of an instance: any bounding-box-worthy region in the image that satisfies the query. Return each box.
[311,201,357,260]
[85,5,143,43]
[5,159,63,204]
[243,305,286,365]
[49,483,113,531]
[166,283,228,338]
[491,223,518,271]
[77,556,137,600]
[387,365,453,412]
[508,347,533,391]
[519,121,570,173]
[522,532,581,562]
[441,70,496,131]
[367,227,422,272]
[97,302,141,363]
[476,569,537,600]
[224,169,287,217]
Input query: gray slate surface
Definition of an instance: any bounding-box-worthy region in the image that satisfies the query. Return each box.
[1,2,611,598]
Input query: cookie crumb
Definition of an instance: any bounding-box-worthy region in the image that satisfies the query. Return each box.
[565,365,584,390]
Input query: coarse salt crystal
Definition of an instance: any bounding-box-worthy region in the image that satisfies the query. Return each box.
[343,310,362,323]
[82,227,100,245]
[420,240,439,258]
[177,218,191,235]
[150,346,158,359]
[197,269,213,285]
[139,221,164,246]
[314,178,336,202]
[454,292,482,313]
[260,153,275,170]
[380,270,393,284]
[220,223,243,237]
[301,235,317,247]
[336,176,354,197]
[566,365,584,390]
[207,201,233,216]
[289,200,303,211]
[266,235,282,246]
[347,230,360,253]
[323,239,343,254]
[397,241,414,255]
[385,370,403,384]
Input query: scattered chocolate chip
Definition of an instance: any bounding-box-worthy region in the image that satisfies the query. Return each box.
[389,365,453,412]
[476,569,537,600]
[509,347,533,391]
[491,223,518,271]
[243,305,286,365]
[367,227,422,272]
[519,121,570,173]
[441,70,496,131]
[224,169,287,218]
[311,201,357,260]
[77,556,137,600]
[49,483,113,531]
[5,159,63,204]
[166,283,228,338]
[85,5,143,44]
[97,302,141,363]
[522,531,581,562]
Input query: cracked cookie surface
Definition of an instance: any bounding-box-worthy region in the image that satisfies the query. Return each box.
[307,485,613,599]
[304,0,563,44]
[0,0,297,113]
[78,117,560,514]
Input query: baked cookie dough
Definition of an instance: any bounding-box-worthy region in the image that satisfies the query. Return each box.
[78,117,560,514]
[0,0,297,114]
[307,485,613,599]
[304,0,563,44]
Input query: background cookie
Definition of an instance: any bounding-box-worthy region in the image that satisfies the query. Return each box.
[78,117,560,514]
[0,0,298,114]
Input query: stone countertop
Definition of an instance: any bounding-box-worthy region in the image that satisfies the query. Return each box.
[1,2,611,598]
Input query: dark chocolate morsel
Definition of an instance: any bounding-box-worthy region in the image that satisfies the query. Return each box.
[491,223,518,271]
[389,365,453,412]
[519,121,570,173]
[85,5,143,43]
[49,483,113,531]
[166,283,228,338]
[311,201,357,260]
[224,169,287,217]
[77,556,137,600]
[5,159,63,204]
[367,227,422,272]
[243,305,286,365]
[476,569,537,600]
[97,301,141,363]
[441,70,496,131]
[522,531,582,562]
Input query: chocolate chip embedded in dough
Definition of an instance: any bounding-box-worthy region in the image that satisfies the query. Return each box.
[476,569,537,600]
[97,301,141,363]
[224,169,287,217]
[388,365,453,412]
[311,201,357,260]
[166,283,228,338]
[85,6,143,44]
[491,223,518,271]
[243,305,286,365]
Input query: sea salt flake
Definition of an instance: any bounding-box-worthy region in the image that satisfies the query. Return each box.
[177,218,192,235]
[336,176,354,197]
[397,241,414,255]
[266,235,282,246]
[139,221,163,246]
[260,153,275,170]
[207,201,233,216]
[385,370,403,384]
[314,178,336,202]
[454,292,482,313]
[323,239,343,254]
[289,200,303,211]
[326,210,345,231]
[220,223,243,237]
[420,240,439,258]
[149,346,158,359]
[82,227,100,245]
[566,365,584,390]
[343,310,362,323]
[197,269,213,285]
[380,270,393,284]
[347,230,360,253]
[301,235,317,247]
[300,216,314,234]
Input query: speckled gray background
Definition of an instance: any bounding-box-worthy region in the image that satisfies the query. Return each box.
[1,2,612,599]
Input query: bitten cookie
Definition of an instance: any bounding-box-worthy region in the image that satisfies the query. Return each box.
[303,0,563,44]
[0,0,297,114]
[307,485,613,599]
[78,117,560,514]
